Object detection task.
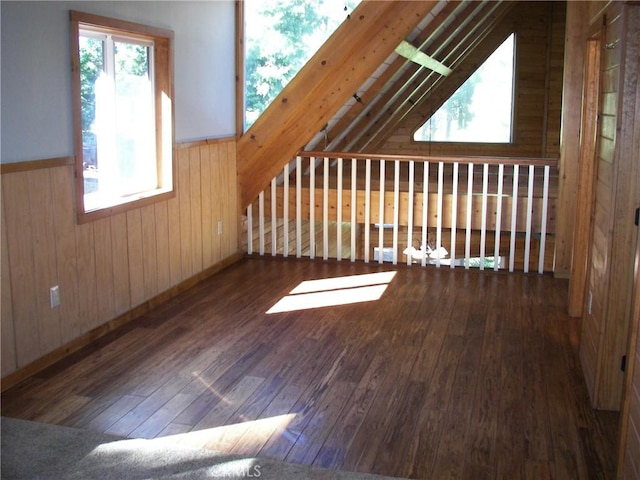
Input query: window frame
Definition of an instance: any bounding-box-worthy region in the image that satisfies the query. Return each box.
[70,10,175,223]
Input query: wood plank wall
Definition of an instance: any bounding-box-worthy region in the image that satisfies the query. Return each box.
[580,2,640,411]
[0,138,239,382]
[380,2,566,159]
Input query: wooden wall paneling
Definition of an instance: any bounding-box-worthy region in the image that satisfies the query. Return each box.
[619,188,640,479]
[3,172,40,366]
[178,148,193,280]
[140,204,159,300]
[27,169,61,355]
[126,209,145,309]
[166,185,182,288]
[93,217,116,327]
[74,220,98,334]
[598,2,640,410]
[154,201,171,294]
[200,145,213,269]
[223,141,239,258]
[1,197,17,375]
[207,143,221,263]
[557,1,587,281]
[189,147,203,274]
[50,166,82,343]
[110,212,131,316]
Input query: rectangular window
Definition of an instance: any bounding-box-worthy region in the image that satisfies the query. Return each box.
[70,11,175,221]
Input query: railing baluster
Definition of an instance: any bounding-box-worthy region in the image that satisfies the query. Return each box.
[436,161,444,268]
[283,163,289,257]
[251,152,555,275]
[494,163,504,271]
[378,160,386,264]
[393,160,400,265]
[480,163,489,270]
[364,158,371,263]
[323,157,329,260]
[247,204,253,255]
[259,190,265,256]
[538,165,550,274]
[422,162,429,267]
[351,158,357,262]
[296,156,302,258]
[309,156,316,260]
[407,161,415,266]
[509,164,519,272]
[337,157,343,261]
[465,163,474,269]
[450,162,458,269]
[523,164,535,273]
[271,178,277,256]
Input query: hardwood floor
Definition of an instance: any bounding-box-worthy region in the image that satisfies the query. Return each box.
[1,257,619,479]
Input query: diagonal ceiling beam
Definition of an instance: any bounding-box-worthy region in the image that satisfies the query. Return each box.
[329,1,484,152]
[237,0,441,208]
[321,1,465,152]
[395,40,452,76]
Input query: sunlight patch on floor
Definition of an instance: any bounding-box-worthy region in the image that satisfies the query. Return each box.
[267,271,396,314]
[157,413,297,452]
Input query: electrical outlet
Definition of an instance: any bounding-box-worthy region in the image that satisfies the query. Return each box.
[217,220,223,235]
[50,286,60,308]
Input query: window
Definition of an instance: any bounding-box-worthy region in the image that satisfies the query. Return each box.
[413,33,515,143]
[70,11,174,221]
[243,0,359,129]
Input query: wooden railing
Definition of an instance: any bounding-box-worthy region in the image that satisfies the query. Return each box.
[244,152,557,273]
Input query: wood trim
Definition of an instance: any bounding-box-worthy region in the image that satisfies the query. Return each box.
[0,251,243,392]
[70,10,174,40]
[556,0,588,282]
[568,35,602,317]
[0,157,74,175]
[0,138,237,176]
[300,151,558,167]
[235,0,245,138]
[177,136,237,150]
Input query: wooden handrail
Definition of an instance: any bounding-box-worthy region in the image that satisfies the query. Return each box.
[299,151,558,168]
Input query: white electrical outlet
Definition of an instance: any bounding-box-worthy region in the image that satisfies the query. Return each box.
[217,220,223,235]
[50,286,60,308]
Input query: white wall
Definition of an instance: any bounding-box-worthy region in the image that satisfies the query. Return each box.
[1,1,236,163]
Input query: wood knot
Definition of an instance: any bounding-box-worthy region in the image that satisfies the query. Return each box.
[282,98,288,103]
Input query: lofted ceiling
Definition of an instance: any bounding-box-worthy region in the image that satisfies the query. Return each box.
[237,0,529,207]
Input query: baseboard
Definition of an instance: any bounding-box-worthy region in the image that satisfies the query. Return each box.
[0,252,244,393]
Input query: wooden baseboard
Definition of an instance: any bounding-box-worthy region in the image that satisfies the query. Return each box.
[0,251,244,393]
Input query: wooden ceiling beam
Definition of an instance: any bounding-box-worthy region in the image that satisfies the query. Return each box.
[334,0,492,152]
[324,1,467,152]
[237,0,440,208]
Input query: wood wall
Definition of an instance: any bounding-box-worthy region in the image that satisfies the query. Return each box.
[579,2,640,411]
[1,138,239,382]
[379,2,566,159]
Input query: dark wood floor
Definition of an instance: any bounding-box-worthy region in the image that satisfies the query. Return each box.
[2,257,620,479]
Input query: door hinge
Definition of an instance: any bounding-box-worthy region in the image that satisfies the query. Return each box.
[621,355,627,372]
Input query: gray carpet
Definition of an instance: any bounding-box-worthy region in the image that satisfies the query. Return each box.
[1,417,405,480]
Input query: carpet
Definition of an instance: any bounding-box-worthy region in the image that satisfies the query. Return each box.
[1,417,405,480]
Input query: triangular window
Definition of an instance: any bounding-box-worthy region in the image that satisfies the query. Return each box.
[414,33,515,143]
